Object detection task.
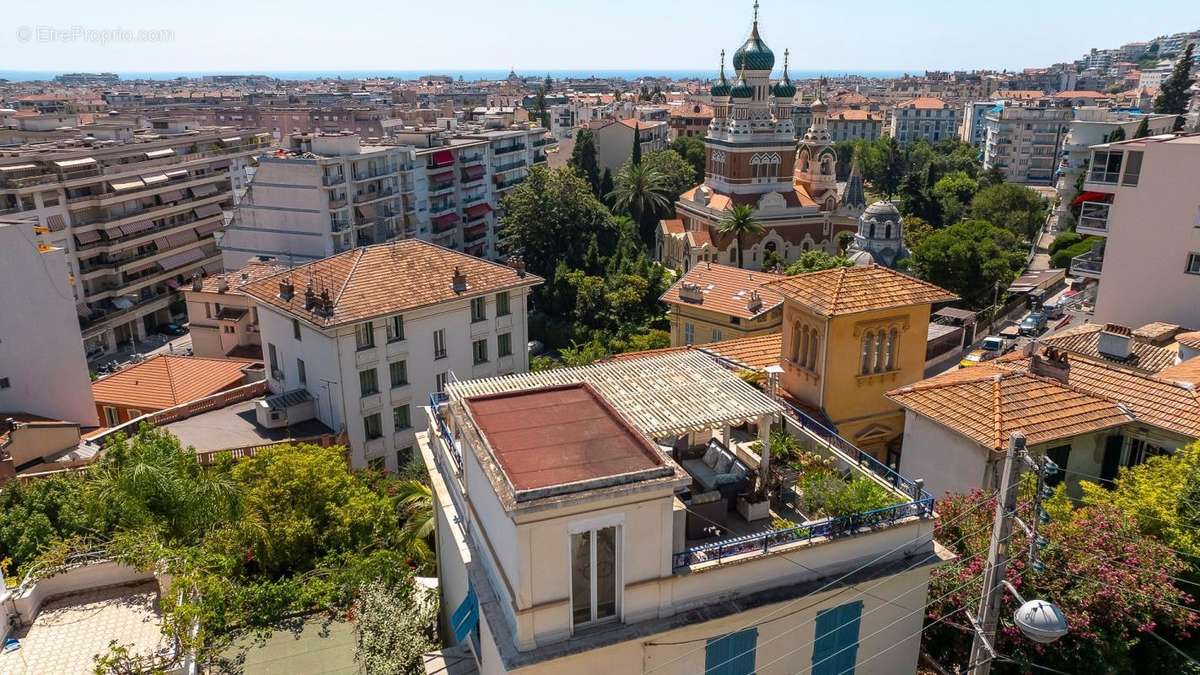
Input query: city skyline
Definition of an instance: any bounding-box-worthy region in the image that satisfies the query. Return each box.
[5,0,1198,76]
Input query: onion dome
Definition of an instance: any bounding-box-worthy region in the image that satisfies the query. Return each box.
[732,1,775,72]
[711,50,731,97]
[810,96,828,113]
[772,49,796,98]
[730,68,753,99]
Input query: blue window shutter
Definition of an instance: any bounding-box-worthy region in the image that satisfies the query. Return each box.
[451,584,479,643]
[705,627,757,675]
[812,601,863,675]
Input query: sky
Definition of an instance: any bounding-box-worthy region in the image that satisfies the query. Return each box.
[3,0,1198,75]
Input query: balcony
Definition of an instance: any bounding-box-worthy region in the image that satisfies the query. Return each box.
[458,153,485,165]
[1077,201,1112,236]
[428,181,456,197]
[351,166,394,181]
[493,144,525,156]
[322,174,345,186]
[494,176,523,191]
[494,159,526,174]
[1070,249,1105,279]
[328,196,347,209]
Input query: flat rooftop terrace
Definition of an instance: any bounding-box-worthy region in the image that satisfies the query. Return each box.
[162,399,332,453]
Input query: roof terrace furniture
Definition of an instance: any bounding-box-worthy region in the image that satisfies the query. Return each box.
[680,438,752,499]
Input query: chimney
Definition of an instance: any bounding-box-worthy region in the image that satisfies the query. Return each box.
[507,256,526,278]
[190,273,203,292]
[746,289,763,313]
[1098,324,1132,361]
[303,280,317,311]
[451,267,468,293]
[1030,346,1070,382]
[319,289,333,316]
[679,281,703,303]
[279,277,295,301]
[216,276,229,294]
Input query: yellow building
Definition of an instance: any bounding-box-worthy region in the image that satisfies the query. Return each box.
[659,262,784,347]
[763,265,957,465]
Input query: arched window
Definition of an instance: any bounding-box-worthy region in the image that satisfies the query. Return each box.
[874,331,887,373]
[791,321,803,363]
[800,326,810,366]
[885,328,899,371]
[869,222,876,238]
[808,331,819,371]
[884,223,892,239]
[861,331,874,375]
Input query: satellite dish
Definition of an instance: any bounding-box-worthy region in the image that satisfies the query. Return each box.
[1013,599,1068,644]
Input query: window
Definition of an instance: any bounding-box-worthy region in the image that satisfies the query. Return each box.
[1121,150,1142,186]
[204,302,212,319]
[1044,445,1071,488]
[386,314,405,342]
[705,628,758,675]
[355,321,375,350]
[435,372,448,393]
[570,525,618,628]
[103,406,119,426]
[470,297,486,323]
[1187,253,1200,275]
[498,332,513,357]
[0,377,8,389]
[434,329,447,359]
[368,457,385,470]
[684,323,695,345]
[496,291,511,316]
[808,330,819,371]
[711,328,723,342]
[874,331,886,374]
[397,446,414,468]
[885,328,898,371]
[268,343,281,379]
[860,332,873,375]
[297,358,307,385]
[812,601,863,675]
[127,409,142,420]
[359,368,379,396]
[363,412,383,440]
[393,404,411,430]
[292,318,302,341]
[473,338,488,364]
[389,360,408,388]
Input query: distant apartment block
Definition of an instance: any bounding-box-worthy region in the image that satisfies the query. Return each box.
[889,97,959,145]
[0,125,269,356]
[982,104,1071,184]
[0,220,98,427]
[827,109,883,142]
[1054,108,1177,211]
[183,260,287,359]
[589,118,670,174]
[960,101,1001,148]
[1073,133,1200,330]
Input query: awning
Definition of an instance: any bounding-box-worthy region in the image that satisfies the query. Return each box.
[356,203,378,220]
[165,169,189,180]
[124,260,160,276]
[189,183,219,198]
[193,203,223,219]
[164,229,200,248]
[54,157,96,169]
[432,212,459,226]
[220,136,242,144]
[111,297,135,310]
[46,214,66,231]
[75,230,103,245]
[429,168,454,180]
[142,173,169,186]
[431,149,454,167]
[158,189,185,202]
[144,148,176,159]
[165,278,181,290]
[120,220,156,237]
[194,220,223,236]
[158,246,207,272]
[465,203,492,218]
[1071,190,1111,207]
[0,163,38,172]
[110,178,145,191]
[463,164,486,180]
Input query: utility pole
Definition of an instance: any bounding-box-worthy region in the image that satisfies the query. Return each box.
[968,431,1026,675]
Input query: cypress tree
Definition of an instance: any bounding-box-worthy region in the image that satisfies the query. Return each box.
[631,122,642,166]
[600,168,614,198]
[1153,44,1195,130]
[1133,116,1151,139]
[569,128,601,195]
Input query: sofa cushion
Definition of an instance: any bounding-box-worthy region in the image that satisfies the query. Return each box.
[712,473,741,487]
[731,462,748,481]
[702,445,721,469]
[714,454,733,475]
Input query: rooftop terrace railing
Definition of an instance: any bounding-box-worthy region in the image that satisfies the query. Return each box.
[429,391,462,471]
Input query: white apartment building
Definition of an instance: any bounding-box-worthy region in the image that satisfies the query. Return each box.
[0,220,98,426]
[421,350,945,674]
[182,260,287,359]
[590,118,671,174]
[960,101,1001,148]
[1072,133,1200,329]
[982,104,1072,184]
[0,125,268,356]
[889,97,959,145]
[219,133,418,269]
[240,240,541,470]
[1054,108,1177,213]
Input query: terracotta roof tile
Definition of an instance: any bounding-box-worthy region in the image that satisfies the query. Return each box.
[660,218,685,235]
[92,355,249,411]
[1176,331,1200,350]
[240,240,542,328]
[699,333,784,371]
[897,97,950,109]
[1156,356,1200,387]
[1132,321,1181,343]
[197,260,289,294]
[763,265,957,317]
[1041,323,1178,372]
[660,262,785,319]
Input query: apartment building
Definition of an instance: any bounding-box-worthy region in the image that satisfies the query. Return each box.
[960,101,1001,148]
[1054,108,1177,212]
[0,220,98,427]
[240,240,542,470]
[219,132,418,269]
[0,125,269,356]
[667,103,713,139]
[660,262,784,346]
[182,260,287,358]
[827,109,883,142]
[1071,133,1200,329]
[590,118,670,174]
[982,104,1071,184]
[421,349,944,674]
[889,97,959,145]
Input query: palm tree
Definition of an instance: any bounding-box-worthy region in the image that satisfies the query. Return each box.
[716,204,764,269]
[607,162,673,245]
[395,479,435,573]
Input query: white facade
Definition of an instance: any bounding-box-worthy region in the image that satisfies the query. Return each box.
[0,221,98,426]
[256,285,532,470]
[982,104,1072,184]
[889,99,960,145]
[1079,135,1200,329]
[1053,109,1177,213]
[960,101,1000,148]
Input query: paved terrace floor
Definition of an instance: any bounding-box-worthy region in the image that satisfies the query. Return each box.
[0,581,167,675]
[162,399,332,452]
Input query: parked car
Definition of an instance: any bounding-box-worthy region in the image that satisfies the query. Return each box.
[960,349,989,368]
[979,336,1012,355]
[1019,312,1047,337]
[159,323,187,336]
[1043,300,1064,320]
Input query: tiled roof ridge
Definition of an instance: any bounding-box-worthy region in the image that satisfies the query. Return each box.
[990,374,1004,450]
[332,247,365,312]
[161,354,179,404]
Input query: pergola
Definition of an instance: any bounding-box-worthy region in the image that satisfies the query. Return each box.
[446,351,786,496]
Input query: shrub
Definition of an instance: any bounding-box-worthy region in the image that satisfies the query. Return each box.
[800,473,899,519]
[1049,231,1083,255]
[1051,237,1095,269]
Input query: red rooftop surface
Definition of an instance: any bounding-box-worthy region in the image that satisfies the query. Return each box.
[464,383,666,493]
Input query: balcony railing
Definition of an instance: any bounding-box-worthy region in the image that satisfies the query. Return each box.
[1077,201,1111,233]
[493,144,525,156]
[1070,250,1105,277]
[494,159,526,173]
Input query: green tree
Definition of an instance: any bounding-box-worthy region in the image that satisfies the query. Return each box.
[783,250,853,275]
[716,204,764,269]
[835,230,855,254]
[355,576,438,675]
[876,136,905,198]
[930,170,978,226]
[1133,116,1152,139]
[396,480,434,573]
[1105,127,1126,143]
[670,135,706,180]
[599,167,614,198]
[500,165,614,279]
[1154,44,1196,128]
[568,128,601,195]
[608,162,673,245]
[532,86,549,129]
[901,215,934,251]
[969,182,1047,241]
[907,219,1025,308]
[630,122,642,165]
[977,165,1006,189]
[0,474,105,575]
[641,149,696,205]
